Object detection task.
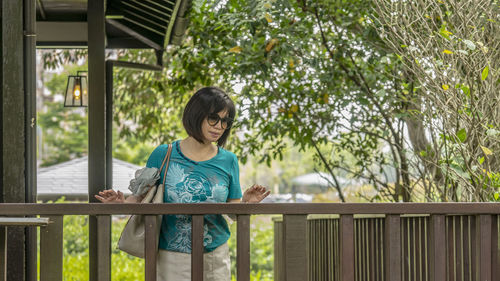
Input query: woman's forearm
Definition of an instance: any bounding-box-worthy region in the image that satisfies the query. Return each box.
[125,195,142,203]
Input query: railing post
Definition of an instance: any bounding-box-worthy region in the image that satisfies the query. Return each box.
[477,215,492,281]
[429,215,446,281]
[283,215,307,281]
[145,215,158,281]
[384,214,401,281]
[40,215,63,281]
[191,215,204,281]
[274,218,284,281]
[0,227,5,281]
[340,214,354,281]
[493,215,499,281]
[237,215,250,281]
[93,215,111,281]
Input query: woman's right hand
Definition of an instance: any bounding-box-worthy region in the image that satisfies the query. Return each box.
[95,189,125,203]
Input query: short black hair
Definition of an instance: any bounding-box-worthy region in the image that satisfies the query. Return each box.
[182,87,236,147]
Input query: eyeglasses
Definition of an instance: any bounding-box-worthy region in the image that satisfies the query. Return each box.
[207,113,233,129]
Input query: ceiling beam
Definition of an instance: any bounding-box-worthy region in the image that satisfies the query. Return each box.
[36,21,87,45]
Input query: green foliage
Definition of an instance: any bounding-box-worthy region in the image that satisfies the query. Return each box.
[40,0,401,201]
[37,102,88,167]
[44,63,88,97]
[38,61,157,166]
[46,199,274,280]
[41,0,499,202]
[48,213,145,281]
[60,215,146,281]
[105,0,401,201]
[228,216,274,281]
[373,0,500,201]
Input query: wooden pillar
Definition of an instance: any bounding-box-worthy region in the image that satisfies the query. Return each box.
[237,215,251,281]
[88,0,109,281]
[429,215,446,281]
[40,216,63,281]
[340,215,354,281]
[191,215,204,281]
[476,215,492,281]
[145,215,158,281]
[384,215,401,281]
[283,215,308,281]
[23,1,37,280]
[1,1,26,281]
[0,227,6,281]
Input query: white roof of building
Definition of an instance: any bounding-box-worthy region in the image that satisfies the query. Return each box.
[37,156,141,201]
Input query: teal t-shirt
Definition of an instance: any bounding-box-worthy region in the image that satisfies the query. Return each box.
[146,140,242,253]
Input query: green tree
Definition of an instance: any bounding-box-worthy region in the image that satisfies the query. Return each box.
[37,102,88,167]
[373,0,500,201]
[38,59,156,166]
[42,0,499,202]
[105,0,403,202]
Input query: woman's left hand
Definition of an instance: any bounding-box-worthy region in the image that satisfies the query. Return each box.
[242,184,271,203]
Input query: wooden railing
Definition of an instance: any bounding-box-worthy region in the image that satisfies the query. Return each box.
[275,214,500,281]
[0,203,499,281]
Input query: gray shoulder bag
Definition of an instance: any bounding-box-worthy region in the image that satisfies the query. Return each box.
[118,144,172,258]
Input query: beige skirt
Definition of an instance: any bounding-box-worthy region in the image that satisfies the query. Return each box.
[156,243,231,281]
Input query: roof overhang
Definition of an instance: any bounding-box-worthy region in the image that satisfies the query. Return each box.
[36,0,190,50]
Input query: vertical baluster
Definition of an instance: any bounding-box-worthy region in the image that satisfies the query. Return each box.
[384,214,401,281]
[96,215,111,281]
[283,215,308,281]
[459,216,464,281]
[492,215,499,281]
[320,220,324,281]
[320,219,328,280]
[309,220,314,281]
[329,219,334,281]
[380,218,385,281]
[449,216,458,281]
[340,215,354,281]
[0,226,6,281]
[412,218,416,281]
[274,218,284,281]
[191,215,204,281]
[355,219,359,281]
[145,215,158,281]
[40,215,63,281]
[375,218,381,281]
[429,215,446,281]
[370,219,376,281]
[470,216,476,279]
[424,217,428,281]
[476,215,492,281]
[237,215,250,281]
[401,217,406,281]
[406,217,410,281]
[416,217,421,281]
[335,219,340,281]
[364,219,369,281]
[464,216,471,281]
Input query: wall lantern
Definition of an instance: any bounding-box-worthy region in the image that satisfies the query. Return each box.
[64,71,88,107]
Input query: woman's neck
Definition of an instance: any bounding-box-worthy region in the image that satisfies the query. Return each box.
[179,137,218,162]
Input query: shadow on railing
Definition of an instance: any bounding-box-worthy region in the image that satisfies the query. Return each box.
[0,203,499,281]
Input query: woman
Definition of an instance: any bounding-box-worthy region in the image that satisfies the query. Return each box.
[95,86,270,281]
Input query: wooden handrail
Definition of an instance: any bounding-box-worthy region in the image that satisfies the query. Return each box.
[0,217,49,226]
[0,202,500,215]
[0,203,498,281]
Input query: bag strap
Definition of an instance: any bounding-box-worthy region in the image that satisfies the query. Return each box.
[161,144,173,186]
[157,145,169,175]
